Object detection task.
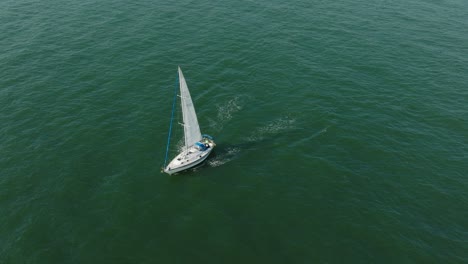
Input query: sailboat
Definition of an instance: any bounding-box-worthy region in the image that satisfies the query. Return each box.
[163,67,216,174]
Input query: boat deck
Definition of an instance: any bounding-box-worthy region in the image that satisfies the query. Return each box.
[165,139,215,174]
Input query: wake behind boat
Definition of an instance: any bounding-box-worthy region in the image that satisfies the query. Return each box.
[163,67,215,174]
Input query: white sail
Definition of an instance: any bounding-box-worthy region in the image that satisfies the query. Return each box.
[178,67,202,148]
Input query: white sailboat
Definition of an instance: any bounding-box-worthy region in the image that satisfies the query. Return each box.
[163,67,215,174]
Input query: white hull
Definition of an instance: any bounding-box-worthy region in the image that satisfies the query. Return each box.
[164,139,215,175]
[164,148,213,174]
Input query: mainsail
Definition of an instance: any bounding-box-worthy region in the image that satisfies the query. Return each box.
[178,67,202,148]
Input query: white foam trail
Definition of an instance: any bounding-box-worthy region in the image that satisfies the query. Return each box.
[289,126,330,147]
[210,95,249,132]
[314,126,329,137]
[207,147,240,167]
[247,116,297,142]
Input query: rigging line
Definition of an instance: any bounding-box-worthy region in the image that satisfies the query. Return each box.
[163,69,179,168]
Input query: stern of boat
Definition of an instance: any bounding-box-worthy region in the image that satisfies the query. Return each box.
[201,134,216,148]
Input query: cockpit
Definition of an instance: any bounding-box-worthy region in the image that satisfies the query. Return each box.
[195,142,209,151]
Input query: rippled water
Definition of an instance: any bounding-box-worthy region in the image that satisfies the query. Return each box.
[1,0,467,263]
